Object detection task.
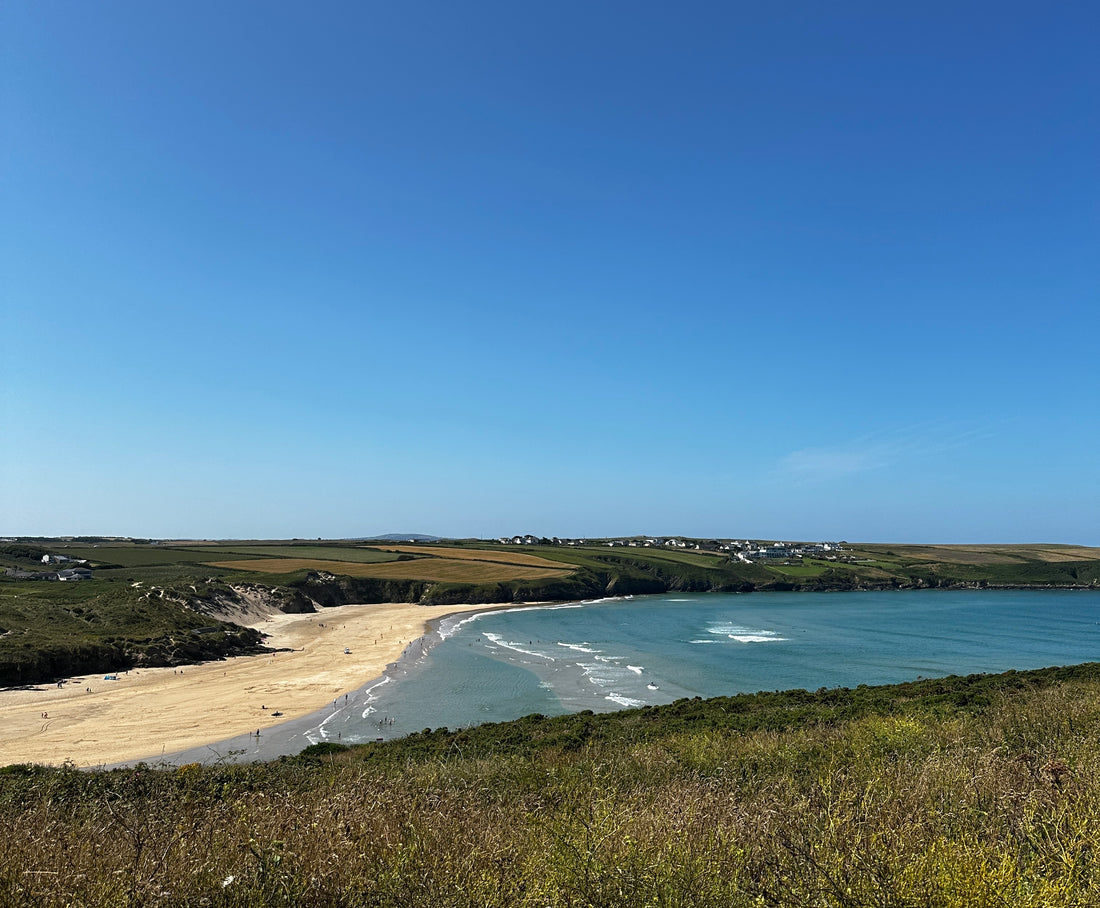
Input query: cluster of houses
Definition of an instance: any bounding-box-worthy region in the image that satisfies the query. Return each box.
[727,541,845,563]
[6,568,94,581]
[5,553,93,581]
[495,535,845,563]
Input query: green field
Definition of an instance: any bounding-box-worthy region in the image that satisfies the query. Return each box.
[59,544,401,568]
[379,543,569,569]
[846,543,1100,587]
[762,559,831,577]
[198,545,402,563]
[51,546,255,567]
[527,543,732,570]
[2,543,405,586]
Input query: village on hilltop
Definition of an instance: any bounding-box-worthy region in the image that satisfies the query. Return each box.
[495,535,847,564]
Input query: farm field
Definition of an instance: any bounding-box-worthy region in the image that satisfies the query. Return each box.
[378,544,569,569]
[199,545,401,563]
[204,556,572,583]
[349,558,572,582]
[60,546,260,567]
[518,544,732,570]
[763,560,832,577]
[853,543,1100,564]
[56,543,402,569]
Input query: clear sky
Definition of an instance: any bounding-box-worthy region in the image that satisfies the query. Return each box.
[2,2,1097,543]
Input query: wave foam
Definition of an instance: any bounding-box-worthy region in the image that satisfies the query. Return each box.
[438,613,484,639]
[485,632,555,661]
[362,676,392,700]
[708,623,786,643]
[605,693,646,708]
[557,641,600,654]
[438,601,587,639]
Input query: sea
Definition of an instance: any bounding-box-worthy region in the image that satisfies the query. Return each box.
[156,589,1100,765]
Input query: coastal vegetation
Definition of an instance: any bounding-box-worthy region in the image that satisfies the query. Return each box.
[0,578,266,687]
[3,662,1099,905]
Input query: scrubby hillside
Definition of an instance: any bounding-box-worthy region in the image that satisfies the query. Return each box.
[2,663,1099,906]
[0,581,274,686]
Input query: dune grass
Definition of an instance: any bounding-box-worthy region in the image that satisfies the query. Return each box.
[0,581,264,686]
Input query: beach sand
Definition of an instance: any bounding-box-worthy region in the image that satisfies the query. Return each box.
[0,601,500,768]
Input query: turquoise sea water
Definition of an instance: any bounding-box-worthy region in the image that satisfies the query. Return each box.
[156,589,1100,764]
[303,588,1100,750]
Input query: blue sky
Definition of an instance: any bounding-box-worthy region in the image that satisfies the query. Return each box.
[2,2,1097,543]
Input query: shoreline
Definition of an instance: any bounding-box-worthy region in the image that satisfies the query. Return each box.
[0,600,541,769]
[7,587,1088,770]
[117,599,548,768]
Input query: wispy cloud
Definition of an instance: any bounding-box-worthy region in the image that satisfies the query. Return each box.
[778,446,888,481]
[773,423,995,485]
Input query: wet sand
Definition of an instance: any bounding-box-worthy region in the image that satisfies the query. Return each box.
[0,601,502,768]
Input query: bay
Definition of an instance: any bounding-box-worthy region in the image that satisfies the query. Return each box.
[157,589,1100,764]
[311,588,1100,748]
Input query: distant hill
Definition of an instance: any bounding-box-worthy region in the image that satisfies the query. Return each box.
[360,533,443,542]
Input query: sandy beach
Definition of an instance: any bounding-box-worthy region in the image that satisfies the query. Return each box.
[0,601,501,768]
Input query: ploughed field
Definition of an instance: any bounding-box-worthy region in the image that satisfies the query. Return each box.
[204,556,571,583]
[202,542,573,582]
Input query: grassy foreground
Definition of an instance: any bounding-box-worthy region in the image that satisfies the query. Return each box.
[4,664,1100,906]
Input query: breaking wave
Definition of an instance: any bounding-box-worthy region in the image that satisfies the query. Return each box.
[707,623,786,643]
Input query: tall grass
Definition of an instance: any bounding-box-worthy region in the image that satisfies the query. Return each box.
[3,668,1100,906]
